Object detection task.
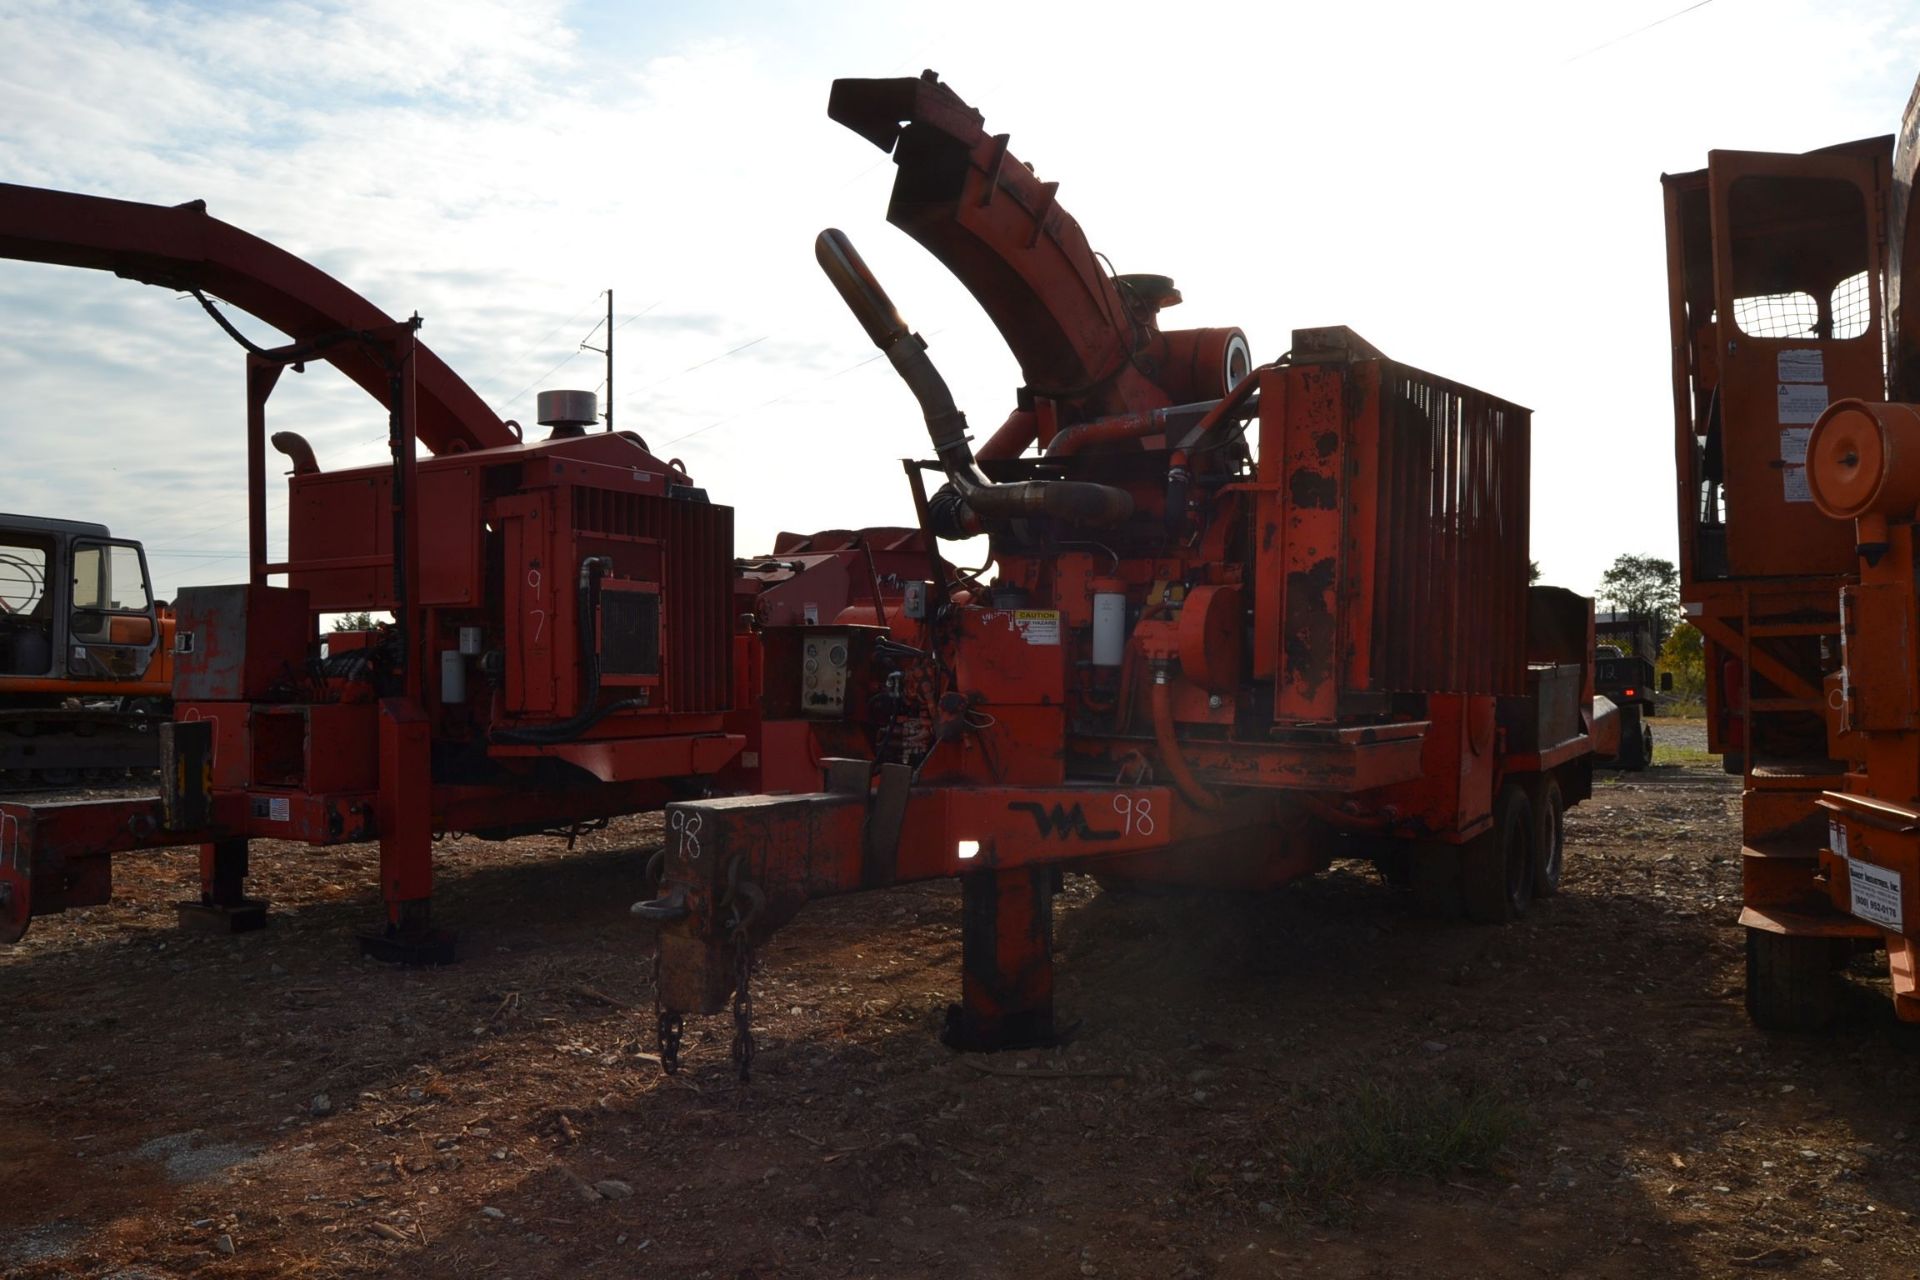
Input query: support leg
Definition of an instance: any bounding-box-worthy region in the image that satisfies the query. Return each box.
[359,698,454,964]
[943,866,1058,1052]
[176,837,268,933]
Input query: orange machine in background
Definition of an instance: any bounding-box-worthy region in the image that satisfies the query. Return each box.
[0,513,173,786]
[1667,79,1920,1027]
[0,182,907,956]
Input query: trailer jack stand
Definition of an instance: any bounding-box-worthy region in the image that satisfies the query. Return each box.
[176,838,269,934]
[357,899,456,966]
[940,867,1060,1052]
[176,898,270,934]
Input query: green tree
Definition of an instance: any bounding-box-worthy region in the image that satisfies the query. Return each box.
[1528,559,1543,585]
[331,611,375,632]
[1658,621,1705,701]
[1597,554,1680,654]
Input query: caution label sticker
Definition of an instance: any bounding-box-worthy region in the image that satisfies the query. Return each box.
[1849,857,1903,931]
[1778,383,1829,425]
[1014,610,1061,645]
[1777,349,1825,383]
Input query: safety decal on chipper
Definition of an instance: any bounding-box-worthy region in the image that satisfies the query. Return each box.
[1778,426,1815,503]
[250,795,291,823]
[1849,858,1904,932]
[1013,610,1061,645]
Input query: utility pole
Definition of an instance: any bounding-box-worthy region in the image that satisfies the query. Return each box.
[581,288,613,432]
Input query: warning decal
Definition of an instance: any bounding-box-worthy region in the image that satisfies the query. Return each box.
[1014,610,1061,645]
[1778,383,1829,425]
[1849,857,1903,931]
[1780,426,1813,503]
[1777,349,1825,383]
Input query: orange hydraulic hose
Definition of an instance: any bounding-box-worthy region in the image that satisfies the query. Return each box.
[1150,673,1221,810]
[1177,366,1267,449]
[977,409,1038,461]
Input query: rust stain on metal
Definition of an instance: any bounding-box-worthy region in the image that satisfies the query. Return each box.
[1288,468,1339,510]
[1284,557,1338,696]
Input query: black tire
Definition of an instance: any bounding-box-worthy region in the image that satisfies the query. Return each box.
[1462,784,1534,924]
[1532,775,1566,897]
[1722,752,1745,776]
[1616,705,1649,771]
[1744,929,1836,1031]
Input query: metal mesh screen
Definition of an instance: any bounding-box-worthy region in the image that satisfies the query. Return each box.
[599,590,661,676]
[1733,291,1821,339]
[1831,269,1872,340]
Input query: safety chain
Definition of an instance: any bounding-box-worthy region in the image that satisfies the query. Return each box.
[729,920,756,1081]
[653,943,684,1074]
[646,847,684,1074]
[721,856,766,1082]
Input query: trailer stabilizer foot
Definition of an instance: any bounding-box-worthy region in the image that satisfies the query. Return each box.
[175,898,270,934]
[939,1004,1069,1053]
[357,927,458,966]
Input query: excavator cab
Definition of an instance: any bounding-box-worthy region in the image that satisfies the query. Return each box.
[0,525,55,677]
[0,514,161,687]
[66,536,159,679]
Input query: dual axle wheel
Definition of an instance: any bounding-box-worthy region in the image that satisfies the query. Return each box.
[1415,776,1566,925]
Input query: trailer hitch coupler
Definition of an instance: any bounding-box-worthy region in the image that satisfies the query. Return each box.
[631,884,691,923]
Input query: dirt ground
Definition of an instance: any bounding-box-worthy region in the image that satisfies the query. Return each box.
[4,718,1919,1279]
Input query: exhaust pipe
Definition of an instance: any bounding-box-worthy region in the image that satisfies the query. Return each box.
[815,229,1133,532]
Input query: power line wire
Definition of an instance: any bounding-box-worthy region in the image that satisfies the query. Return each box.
[657,349,891,449]
[472,291,607,399]
[1563,0,1715,63]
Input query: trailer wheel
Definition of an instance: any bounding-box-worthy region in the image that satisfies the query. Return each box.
[0,859,27,944]
[1531,775,1566,897]
[1744,928,1836,1031]
[1462,784,1533,924]
[1615,706,1649,771]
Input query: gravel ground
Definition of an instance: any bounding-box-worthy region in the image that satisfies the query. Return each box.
[3,733,1918,1278]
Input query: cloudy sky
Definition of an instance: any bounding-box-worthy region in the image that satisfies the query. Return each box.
[2,0,1916,602]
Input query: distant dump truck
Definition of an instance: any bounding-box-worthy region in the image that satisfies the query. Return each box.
[1593,612,1660,770]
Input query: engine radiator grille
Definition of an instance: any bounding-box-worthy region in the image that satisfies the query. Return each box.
[572,487,733,713]
[1371,364,1530,697]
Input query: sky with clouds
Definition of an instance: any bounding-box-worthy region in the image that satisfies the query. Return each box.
[2,0,1917,602]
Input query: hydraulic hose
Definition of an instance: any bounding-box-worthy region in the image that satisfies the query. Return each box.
[1150,667,1221,810]
[815,229,1134,533]
[493,556,644,745]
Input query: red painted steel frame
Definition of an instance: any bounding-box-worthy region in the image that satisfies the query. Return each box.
[0,182,511,455]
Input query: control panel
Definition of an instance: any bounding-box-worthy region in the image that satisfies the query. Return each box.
[800,632,851,716]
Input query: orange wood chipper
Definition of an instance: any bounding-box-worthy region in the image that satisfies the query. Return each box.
[0,182,911,956]
[640,73,1612,1074]
[1675,77,1920,1026]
